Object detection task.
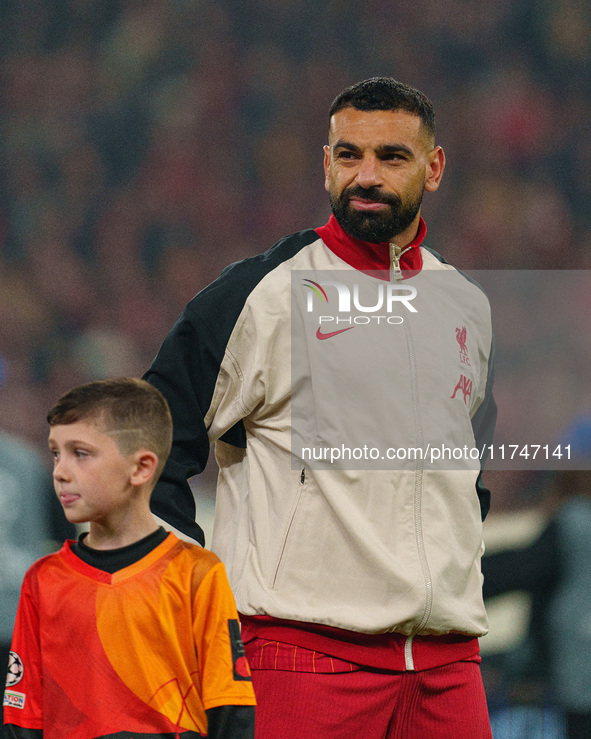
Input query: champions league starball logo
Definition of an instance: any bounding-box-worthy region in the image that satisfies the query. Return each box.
[6,651,24,687]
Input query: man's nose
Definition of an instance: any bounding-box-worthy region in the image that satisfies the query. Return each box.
[355,155,382,188]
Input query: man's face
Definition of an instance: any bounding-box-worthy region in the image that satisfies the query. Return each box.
[324,107,445,245]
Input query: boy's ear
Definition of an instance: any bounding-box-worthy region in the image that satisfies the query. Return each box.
[130,450,159,487]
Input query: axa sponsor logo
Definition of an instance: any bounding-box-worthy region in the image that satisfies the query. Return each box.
[302,278,417,338]
[451,374,472,405]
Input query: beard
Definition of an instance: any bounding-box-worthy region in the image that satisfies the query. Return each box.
[329,184,423,243]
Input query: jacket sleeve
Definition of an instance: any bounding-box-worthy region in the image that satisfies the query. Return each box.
[145,233,316,544]
[471,333,497,520]
[146,260,259,546]
[144,310,215,545]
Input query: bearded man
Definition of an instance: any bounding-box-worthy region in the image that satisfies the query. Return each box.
[145,77,497,739]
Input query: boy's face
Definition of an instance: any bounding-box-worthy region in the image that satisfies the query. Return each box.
[48,419,139,526]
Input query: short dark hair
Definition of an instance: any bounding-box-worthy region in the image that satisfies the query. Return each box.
[329,77,436,140]
[47,377,173,478]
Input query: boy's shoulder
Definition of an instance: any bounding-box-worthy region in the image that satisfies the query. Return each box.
[19,543,70,591]
[166,536,233,596]
[172,536,221,564]
[168,535,224,576]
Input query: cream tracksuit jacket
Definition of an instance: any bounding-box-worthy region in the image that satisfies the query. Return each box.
[146,215,496,648]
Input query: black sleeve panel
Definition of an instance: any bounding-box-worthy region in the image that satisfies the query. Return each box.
[481,518,561,600]
[145,310,221,545]
[145,229,319,543]
[4,726,43,739]
[471,335,497,521]
[206,705,255,739]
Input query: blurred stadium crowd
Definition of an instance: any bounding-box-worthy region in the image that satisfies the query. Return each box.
[0,0,590,467]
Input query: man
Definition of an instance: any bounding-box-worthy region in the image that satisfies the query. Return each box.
[145,77,496,738]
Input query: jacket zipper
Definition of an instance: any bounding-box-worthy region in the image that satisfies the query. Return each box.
[389,243,412,282]
[271,468,307,588]
[402,318,433,671]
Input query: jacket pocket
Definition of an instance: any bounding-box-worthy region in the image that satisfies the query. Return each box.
[270,468,307,590]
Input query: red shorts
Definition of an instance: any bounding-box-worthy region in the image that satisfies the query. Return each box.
[245,639,492,739]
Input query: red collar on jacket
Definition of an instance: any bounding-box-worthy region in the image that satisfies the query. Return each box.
[315,214,426,280]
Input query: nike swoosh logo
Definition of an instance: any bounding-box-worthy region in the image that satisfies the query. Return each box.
[316,326,355,340]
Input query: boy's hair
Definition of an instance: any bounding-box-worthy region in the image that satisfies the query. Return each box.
[47,377,173,480]
[329,77,436,141]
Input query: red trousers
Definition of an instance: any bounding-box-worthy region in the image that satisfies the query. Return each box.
[246,642,492,739]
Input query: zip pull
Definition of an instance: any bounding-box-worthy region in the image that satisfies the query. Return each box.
[389,243,411,282]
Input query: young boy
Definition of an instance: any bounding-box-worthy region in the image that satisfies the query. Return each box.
[3,378,255,739]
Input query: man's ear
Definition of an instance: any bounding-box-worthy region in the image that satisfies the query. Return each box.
[130,450,159,487]
[424,146,445,193]
[323,144,331,192]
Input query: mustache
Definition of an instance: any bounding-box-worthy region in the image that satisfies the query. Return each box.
[341,185,401,207]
